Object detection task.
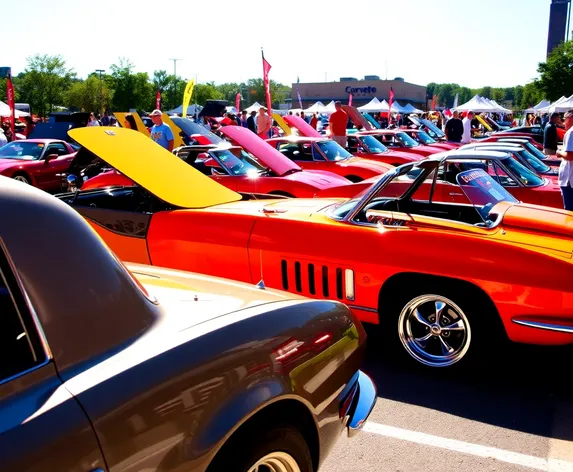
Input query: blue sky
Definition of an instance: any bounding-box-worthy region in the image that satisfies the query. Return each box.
[3,0,557,88]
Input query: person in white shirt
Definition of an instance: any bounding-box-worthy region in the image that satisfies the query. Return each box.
[87,112,100,126]
[461,111,474,144]
[557,109,573,211]
[0,127,7,146]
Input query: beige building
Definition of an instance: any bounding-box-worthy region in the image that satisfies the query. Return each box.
[291,77,427,109]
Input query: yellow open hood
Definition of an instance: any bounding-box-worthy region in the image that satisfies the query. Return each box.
[68,127,241,209]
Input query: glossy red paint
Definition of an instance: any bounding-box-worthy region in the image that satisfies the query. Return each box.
[0,139,76,192]
[266,136,393,182]
[349,133,425,166]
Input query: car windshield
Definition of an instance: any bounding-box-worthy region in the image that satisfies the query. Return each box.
[502,157,545,186]
[360,135,389,153]
[0,142,44,160]
[316,140,352,161]
[412,131,436,144]
[523,142,551,162]
[327,161,517,227]
[455,169,518,224]
[516,149,551,173]
[420,119,446,139]
[212,149,266,175]
[394,132,420,148]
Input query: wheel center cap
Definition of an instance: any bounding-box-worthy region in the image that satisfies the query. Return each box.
[430,324,441,335]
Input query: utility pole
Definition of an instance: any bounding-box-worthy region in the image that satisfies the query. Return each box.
[169,58,182,108]
[95,69,105,114]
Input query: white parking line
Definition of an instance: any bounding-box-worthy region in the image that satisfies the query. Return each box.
[364,422,573,472]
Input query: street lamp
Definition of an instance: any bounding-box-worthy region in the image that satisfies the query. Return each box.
[169,58,182,109]
[95,69,105,114]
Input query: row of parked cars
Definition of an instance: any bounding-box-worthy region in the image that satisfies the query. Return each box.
[0,110,571,471]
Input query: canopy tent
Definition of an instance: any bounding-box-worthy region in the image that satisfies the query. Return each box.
[0,101,29,118]
[453,94,500,113]
[165,103,202,116]
[323,100,337,113]
[304,101,328,113]
[487,99,512,113]
[357,97,383,113]
[402,103,424,114]
[524,99,551,113]
[536,96,567,113]
[245,102,263,113]
[550,95,573,112]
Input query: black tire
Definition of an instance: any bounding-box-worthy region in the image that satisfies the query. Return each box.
[345,175,363,183]
[381,280,504,371]
[208,426,313,472]
[12,173,31,185]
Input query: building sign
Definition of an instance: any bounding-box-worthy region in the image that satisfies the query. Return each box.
[344,85,377,96]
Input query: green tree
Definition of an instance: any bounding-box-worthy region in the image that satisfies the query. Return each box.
[216,82,241,102]
[109,58,153,111]
[536,39,573,101]
[17,54,75,116]
[195,82,224,105]
[244,78,289,108]
[520,81,543,109]
[64,75,113,112]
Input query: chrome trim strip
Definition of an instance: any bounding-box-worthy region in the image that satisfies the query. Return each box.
[513,319,573,334]
[347,304,378,314]
[347,371,377,438]
[0,238,53,361]
[0,359,51,387]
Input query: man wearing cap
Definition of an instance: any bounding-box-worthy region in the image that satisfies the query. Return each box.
[557,110,573,211]
[543,112,560,156]
[256,107,272,138]
[149,109,174,152]
[329,101,348,147]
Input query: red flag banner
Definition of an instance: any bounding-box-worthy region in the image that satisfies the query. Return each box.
[348,93,353,106]
[155,91,161,110]
[262,52,272,115]
[431,94,437,111]
[235,92,241,114]
[6,75,15,138]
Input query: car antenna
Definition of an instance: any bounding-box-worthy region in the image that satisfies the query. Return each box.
[255,249,266,290]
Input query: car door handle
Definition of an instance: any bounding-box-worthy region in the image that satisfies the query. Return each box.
[449,192,464,196]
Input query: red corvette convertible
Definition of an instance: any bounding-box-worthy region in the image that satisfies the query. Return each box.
[81,129,354,198]
[0,139,77,192]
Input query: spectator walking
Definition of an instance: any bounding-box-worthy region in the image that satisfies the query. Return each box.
[240,110,248,127]
[256,107,272,138]
[461,111,474,144]
[247,111,257,133]
[543,112,560,155]
[101,112,110,126]
[328,101,348,147]
[557,110,573,211]
[149,109,174,151]
[445,111,463,143]
[310,113,318,129]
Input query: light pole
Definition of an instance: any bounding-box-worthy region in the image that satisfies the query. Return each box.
[95,69,105,114]
[169,58,182,108]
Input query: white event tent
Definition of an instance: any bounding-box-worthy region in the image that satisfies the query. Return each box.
[524,99,551,113]
[357,98,383,113]
[453,95,507,113]
[305,101,329,113]
[402,103,424,114]
[0,101,29,118]
[550,95,573,112]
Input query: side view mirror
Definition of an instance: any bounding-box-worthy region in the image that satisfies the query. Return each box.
[45,153,58,162]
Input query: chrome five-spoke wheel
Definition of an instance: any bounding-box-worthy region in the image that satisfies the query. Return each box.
[398,294,471,367]
[248,452,301,472]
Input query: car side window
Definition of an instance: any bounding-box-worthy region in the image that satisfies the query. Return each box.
[0,248,45,384]
[46,143,68,157]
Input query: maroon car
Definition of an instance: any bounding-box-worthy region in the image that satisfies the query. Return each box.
[0,175,376,472]
[0,139,77,192]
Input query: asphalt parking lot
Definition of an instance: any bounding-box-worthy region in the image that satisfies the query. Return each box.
[321,326,573,472]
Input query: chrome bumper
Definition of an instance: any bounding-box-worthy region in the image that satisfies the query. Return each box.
[346,371,377,438]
